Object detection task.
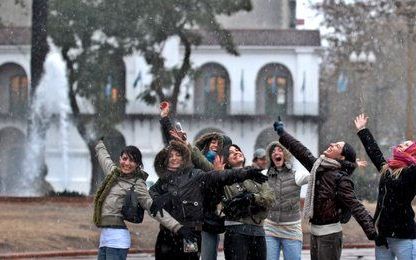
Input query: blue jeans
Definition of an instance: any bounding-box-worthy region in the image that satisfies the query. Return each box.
[97,247,129,260]
[201,231,220,260]
[375,238,416,260]
[266,236,302,260]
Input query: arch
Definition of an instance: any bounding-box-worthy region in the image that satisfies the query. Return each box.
[255,63,293,116]
[193,127,224,142]
[0,63,29,117]
[254,127,277,151]
[0,127,26,195]
[193,62,231,117]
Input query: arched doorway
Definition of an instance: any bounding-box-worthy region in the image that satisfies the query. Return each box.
[256,63,293,116]
[194,63,230,117]
[0,63,29,118]
[0,127,25,195]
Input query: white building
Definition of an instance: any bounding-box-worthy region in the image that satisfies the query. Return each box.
[0,0,321,195]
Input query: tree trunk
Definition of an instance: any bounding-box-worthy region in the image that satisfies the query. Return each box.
[27,0,50,195]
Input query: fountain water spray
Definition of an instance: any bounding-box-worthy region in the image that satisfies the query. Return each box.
[19,51,70,196]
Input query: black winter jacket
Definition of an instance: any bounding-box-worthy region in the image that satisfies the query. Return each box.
[279,131,377,240]
[149,141,254,228]
[357,128,416,239]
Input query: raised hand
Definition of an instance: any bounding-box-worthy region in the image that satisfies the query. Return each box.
[354,113,368,131]
[160,101,170,118]
[168,129,187,144]
[273,116,285,136]
[356,158,368,168]
[213,155,225,170]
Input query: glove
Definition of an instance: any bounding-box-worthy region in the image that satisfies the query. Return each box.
[273,116,284,136]
[375,235,388,248]
[149,192,171,218]
[244,168,268,183]
[177,226,197,241]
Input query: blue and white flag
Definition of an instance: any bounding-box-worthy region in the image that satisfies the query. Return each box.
[337,71,348,93]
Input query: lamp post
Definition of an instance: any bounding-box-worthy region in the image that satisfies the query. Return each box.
[395,0,416,140]
[349,50,377,113]
[349,50,376,173]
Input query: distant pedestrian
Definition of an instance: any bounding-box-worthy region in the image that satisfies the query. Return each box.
[252,148,268,170]
[354,113,416,259]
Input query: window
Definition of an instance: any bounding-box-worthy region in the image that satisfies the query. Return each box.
[194,63,230,117]
[256,63,292,116]
[9,75,28,116]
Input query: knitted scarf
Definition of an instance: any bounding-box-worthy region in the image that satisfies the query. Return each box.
[93,168,142,227]
[303,155,341,221]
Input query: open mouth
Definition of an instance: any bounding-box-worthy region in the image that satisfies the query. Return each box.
[274,156,282,162]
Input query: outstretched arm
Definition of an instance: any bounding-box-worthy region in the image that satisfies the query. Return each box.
[337,177,376,240]
[274,120,317,171]
[95,140,117,176]
[354,114,387,171]
[202,167,267,188]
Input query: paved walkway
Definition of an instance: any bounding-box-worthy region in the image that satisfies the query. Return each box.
[41,248,375,260]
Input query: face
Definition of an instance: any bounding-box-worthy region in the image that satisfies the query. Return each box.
[397,140,414,152]
[168,149,184,171]
[227,146,245,168]
[323,141,345,160]
[254,157,268,170]
[208,139,219,152]
[119,153,138,174]
[271,146,285,168]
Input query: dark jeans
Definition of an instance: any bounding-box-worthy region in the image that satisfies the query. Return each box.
[155,227,201,260]
[97,247,129,260]
[224,230,266,260]
[310,231,343,260]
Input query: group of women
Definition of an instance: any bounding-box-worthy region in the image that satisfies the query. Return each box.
[93,102,416,260]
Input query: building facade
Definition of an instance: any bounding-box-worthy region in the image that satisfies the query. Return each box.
[0,0,321,194]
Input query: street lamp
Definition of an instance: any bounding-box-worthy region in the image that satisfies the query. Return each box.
[349,50,376,113]
[395,0,416,140]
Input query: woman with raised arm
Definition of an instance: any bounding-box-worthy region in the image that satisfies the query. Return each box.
[354,113,416,259]
[93,139,192,260]
[149,140,267,260]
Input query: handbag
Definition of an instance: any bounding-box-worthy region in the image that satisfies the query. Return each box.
[121,178,145,223]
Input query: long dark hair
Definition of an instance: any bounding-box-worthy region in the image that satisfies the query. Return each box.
[121,146,143,168]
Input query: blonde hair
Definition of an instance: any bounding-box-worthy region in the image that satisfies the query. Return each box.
[381,163,404,178]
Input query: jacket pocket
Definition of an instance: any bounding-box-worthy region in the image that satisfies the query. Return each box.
[181,200,201,221]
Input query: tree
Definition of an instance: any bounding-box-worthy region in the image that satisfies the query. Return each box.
[48,0,252,193]
[316,0,411,201]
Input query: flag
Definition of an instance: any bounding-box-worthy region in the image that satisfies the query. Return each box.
[301,71,306,91]
[337,71,348,93]
[240,69,244,92]
[133,70,142,88]
[104,75,112,97]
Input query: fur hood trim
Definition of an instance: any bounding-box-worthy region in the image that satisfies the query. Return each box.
[154,140,192,178]
[266,141,293,169]
[194,132,232,155]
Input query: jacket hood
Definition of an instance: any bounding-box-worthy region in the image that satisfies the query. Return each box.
[266,141,293,170]
[154,140,192,178]
[194,132,232,155]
